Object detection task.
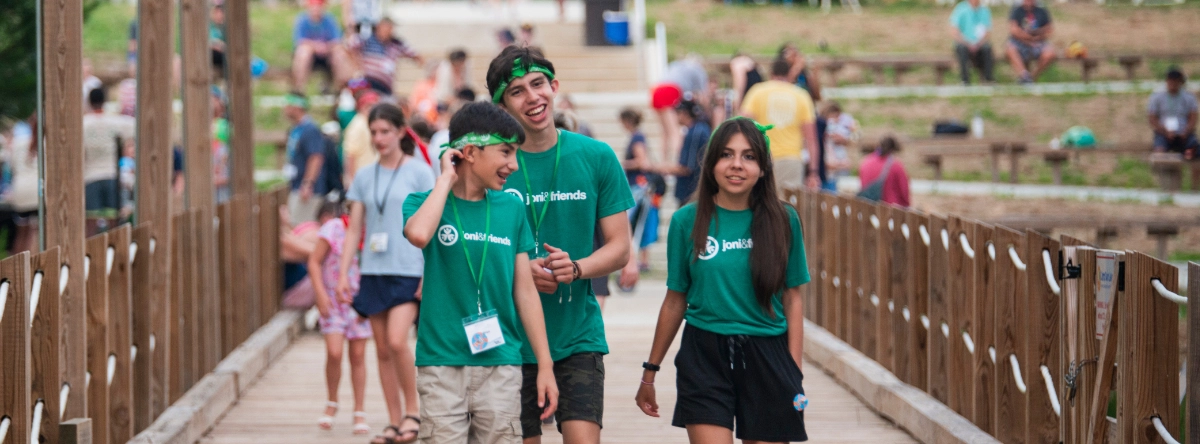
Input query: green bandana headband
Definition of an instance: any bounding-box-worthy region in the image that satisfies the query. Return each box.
[440,133,520,157]
[284,94,309,109]
[491,57,556,104]
[711,117,775,152]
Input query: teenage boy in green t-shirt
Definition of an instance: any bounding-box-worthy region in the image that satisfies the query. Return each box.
[485,46,636,444]
[402,102,559,442]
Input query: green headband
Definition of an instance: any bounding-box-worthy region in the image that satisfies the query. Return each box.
[711,117,775,152]
[440,132,520,155]
[491,57,555,104]
[284,94,309,109]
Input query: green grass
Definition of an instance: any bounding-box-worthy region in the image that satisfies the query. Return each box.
[1095,156,1157,189]
[1168,251,1200,262]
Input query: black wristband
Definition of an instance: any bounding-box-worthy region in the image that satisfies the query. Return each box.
[571,261,582,281]
[642,361,661,372]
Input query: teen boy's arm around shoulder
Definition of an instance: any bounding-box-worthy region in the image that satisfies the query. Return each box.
[403,151,459,248]
[514,252,560,419]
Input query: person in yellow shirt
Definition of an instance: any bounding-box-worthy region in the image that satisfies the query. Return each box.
[342,90,381,186]
[740,59,819,190]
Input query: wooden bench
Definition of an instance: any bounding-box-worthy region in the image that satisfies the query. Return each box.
[706,54,957,87]
[891,137,1026,182]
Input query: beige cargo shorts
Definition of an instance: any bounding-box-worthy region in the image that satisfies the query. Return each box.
[417,365,523,444]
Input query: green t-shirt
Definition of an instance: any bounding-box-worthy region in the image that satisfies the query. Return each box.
[402,189,535,366]
[502,130,635,362]
[666,203,811,337]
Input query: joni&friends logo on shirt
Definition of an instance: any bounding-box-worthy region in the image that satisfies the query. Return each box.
[437,224,512,247]
[438,225,459,246]
[505,188,589,205]
[698,236,754,261]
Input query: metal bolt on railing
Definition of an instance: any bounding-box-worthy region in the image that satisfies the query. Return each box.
[1150,279,1188,305]
[1010,355,1028,393]
[1040,365,1061,416]
[960,233,975,259]
[1151,416,1181,444]
[1009,246,1027,271]
[1042,250,1061,296]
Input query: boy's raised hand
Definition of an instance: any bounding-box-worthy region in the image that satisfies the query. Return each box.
[537,368,560,420]
[439,148,463,183]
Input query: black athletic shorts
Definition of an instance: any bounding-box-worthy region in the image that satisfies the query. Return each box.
[672,324,807,442]
[520,352,605,437]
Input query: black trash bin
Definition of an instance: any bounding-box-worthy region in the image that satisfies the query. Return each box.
[585,0,622,46]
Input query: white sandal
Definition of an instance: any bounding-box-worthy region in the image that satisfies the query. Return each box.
[318,401,338,430]
[353,411,371,435]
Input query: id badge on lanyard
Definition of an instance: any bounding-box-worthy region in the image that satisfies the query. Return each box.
[368,232,389,252]
[463,309,505,354]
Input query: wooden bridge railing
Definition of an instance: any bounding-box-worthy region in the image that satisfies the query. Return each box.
[786,188,1198,444]
[0,187,286,444]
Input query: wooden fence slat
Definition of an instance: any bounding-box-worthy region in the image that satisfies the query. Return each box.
[888,206,911,384]
[1087,251,1123,444]
[218,202,236,356]
[129,224,154,430]
[972,222,996,433]
[1187,262,1197,444]
[169,212,186,402]
[85,233,110,444]
[30,248,62,444]
[821,194,838,333]
[0,252,31,444]
[106,226,134,442]
[838,196,853,342]
[927,214,951,404]
[1118,252,1179,444]
[993,227,1027,444]
[857,200,879,360]
[947,217,975,418]
[1024,230,1062,444]
[1059,237,1093,444]
[906,212,930,392]
[875,203,894,373]
[258,192,277,327]
[186,210,203,387]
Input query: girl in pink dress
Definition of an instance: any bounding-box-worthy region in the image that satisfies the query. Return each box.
[308,201,373,434]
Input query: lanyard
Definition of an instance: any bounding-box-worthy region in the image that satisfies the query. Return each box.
[517,130,561,255]
[373,159,403,215]
[450,191,490,315]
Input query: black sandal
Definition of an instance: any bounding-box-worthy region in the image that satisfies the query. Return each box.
[394,415,421,443]
[370,425,401,444]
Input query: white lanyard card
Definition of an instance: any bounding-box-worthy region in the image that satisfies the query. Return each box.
[463,309,505,354]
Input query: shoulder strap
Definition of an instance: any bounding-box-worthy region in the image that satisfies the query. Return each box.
[867,155,895,188]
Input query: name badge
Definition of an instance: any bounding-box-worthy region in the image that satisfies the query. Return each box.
[974,24,987,40]
[368,233,389,253]
[463,310,505,354]
[1163,116,1181,132]
[281,164,298,180]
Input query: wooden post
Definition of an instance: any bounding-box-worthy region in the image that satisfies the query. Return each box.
[907,211,931,392]
[106,226,134,442]
[226,0,262,336]
[129,224,154,430]
[888,206,911,384]
[1024,230,1062,444]
[972,222,997,434]
[1187,262,1197,444]
[169,212,186,402]
[231,195,254,343]
[948,217,976,419]
[85,233,110,444]
[39,0,88,422]
[30,248,62,444]
[0,253,32,444]
[59,418,92,444]
[1118,252,1180,444]
[180,0,221,376]
[136,0,175,422]
[927,214,952,404]
[993,227,1027,444]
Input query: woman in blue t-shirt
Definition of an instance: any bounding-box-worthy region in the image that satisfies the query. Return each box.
[619,107,661,272]
[635,117,810,443]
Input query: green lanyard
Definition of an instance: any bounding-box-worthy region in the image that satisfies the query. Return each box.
[517,130,561,256]
[450,192,490,315]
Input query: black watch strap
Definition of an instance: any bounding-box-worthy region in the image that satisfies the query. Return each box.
[642,361,661,372]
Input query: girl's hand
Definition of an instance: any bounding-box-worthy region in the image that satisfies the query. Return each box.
[415,278,423,301]
[337,281,354,304]
[618,259,639,290]
[634,382,659,417]
[314,290,332,319]
[335,274,351,304]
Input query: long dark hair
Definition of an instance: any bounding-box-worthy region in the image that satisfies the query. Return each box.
[691,118,793,315]
[367,103,415,156]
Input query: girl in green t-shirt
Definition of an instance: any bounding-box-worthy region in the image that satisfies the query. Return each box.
[635,118,810,443]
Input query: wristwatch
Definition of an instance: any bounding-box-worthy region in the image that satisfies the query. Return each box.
[642,361,661,372]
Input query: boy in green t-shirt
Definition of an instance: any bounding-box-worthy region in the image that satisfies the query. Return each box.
[402,102,558,443]
[485,46,635,443]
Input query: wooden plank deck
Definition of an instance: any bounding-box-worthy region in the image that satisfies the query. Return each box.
[201,280,916,443]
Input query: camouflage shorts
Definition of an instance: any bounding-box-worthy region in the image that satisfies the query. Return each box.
[520,352,605,437]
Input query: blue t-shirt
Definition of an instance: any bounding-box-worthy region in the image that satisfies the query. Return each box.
[950,1,992,45]
[287,118,329,194]
[346,159,436,277]
[293,12,341,47]
[623,131,649,185]
[676,121,711,204]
